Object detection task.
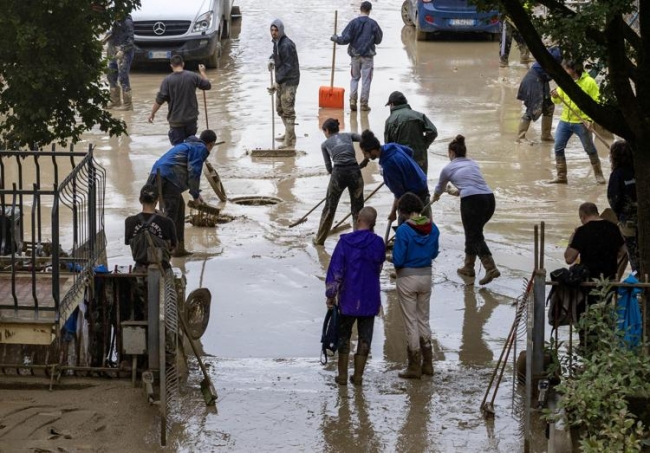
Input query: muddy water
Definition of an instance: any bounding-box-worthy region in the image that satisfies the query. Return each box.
[79,0,614,450]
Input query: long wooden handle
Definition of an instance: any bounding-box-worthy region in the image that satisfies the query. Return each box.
[289,197,327,228]
[270,69,275,150]
[330,11,337,88]
[202,90,209,130]
[331,182,385,231]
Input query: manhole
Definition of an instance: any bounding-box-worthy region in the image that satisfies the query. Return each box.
[230,196,282,206]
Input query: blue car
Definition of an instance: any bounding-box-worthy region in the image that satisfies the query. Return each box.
[401,0,501,41]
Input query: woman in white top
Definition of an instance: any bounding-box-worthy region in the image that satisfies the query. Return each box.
[433,135,500,285]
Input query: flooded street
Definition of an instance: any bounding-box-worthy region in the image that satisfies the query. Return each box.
[82,0,613,450]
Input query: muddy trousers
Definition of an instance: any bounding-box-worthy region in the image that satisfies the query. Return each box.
[499,21,527,63]
[276,84,297,147]
[337,314,374,356]
[150,178,186,242]
[107,48,134,91]
[314,165,364,245]
[460,193,495,257]
[350,56,374,105]
[396,269,432,352]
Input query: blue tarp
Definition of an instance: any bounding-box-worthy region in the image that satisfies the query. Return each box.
[617,274,643,349]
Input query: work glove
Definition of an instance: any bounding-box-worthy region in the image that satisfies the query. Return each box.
[330,34,339,43]
[358,158,369,169]
[446,183,460,196]
[115,47,124,61]
[267,59,275,71]
[267,83,279,95]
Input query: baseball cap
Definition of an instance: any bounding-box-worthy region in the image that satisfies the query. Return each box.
[385,91,408,106]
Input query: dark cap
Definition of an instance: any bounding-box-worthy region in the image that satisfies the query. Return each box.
[385,91,408,106]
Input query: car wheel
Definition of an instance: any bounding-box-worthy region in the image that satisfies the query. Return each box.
[415,16,428,41]
[206,20,224,69]
[221,18,230,39]
[401,1,414,26]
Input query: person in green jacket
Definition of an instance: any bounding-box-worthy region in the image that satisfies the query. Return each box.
[384,91,438,174]
[548,59,604,185]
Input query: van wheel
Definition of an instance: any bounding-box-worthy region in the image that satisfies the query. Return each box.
[206,42,222,69]
[401,1,414,26]
[221,18,230,39]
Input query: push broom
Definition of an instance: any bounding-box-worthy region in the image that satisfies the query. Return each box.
[319,11,345,109]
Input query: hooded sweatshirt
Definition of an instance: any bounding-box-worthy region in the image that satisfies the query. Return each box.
[393,216,440,276]
[150,136,208,199]
[325,229,386,317]
[379,143,428,199]
[270,19,300,86]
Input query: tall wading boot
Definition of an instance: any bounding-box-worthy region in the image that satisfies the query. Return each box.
[349,354,368,386]
[420,338,434,376]
[334,353,349,386]
[398,348,422,379]
[516,118,531,143]
[519,47,532,64]
[172,240,193,257]
[115,88,133,111]
[457,254,476,277]
[107,87,121,109]
[279,120,296,149]
[547,156,568,184]
[478,255,501,285]
[275,117,286,142]
[589,154,606,185]
[541,116,554,141]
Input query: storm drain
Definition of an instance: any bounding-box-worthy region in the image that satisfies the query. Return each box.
[229,196,282,206]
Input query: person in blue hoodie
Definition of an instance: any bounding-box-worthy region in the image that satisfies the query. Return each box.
[148,130,217,256]
[325,206,386,386]
[330,1,383,111]
[393,193,440,379]
[516,46,562,143]
[358,129,430,222]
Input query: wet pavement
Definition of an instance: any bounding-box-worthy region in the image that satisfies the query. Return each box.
[82,0,614,450]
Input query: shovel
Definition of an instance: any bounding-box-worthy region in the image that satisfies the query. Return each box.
[289,197,327,228]
[329,182,385,234]
[319,11,345,109]
[178,312,218,407]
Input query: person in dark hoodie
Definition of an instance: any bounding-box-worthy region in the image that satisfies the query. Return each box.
[607,140,638,273]
[148,130,218,257]
[106,13,135,110]
[516,46,562,143]
[330,1,383,112]
[359,129,430,222]
[268,19,300,149]
[314,118,365,246]
[326,206,386,386]
[384,90,438,174]
[393,192,440,379]
[433,135,499,285]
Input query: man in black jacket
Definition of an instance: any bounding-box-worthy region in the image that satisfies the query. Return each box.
[331,1,383,112]
[268,19,300,149]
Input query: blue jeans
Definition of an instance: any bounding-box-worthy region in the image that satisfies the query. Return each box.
[107,48,134,90]
[553,120,597,158]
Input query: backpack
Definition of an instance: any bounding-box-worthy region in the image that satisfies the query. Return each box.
[546,264,589,327]
[320,307,340,365]
[129,213,171,266]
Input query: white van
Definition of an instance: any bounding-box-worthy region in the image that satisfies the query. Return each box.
[131,0,236,68]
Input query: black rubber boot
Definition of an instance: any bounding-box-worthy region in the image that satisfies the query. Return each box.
[334,353,349,386]
[398,348,422,379]
[349,354,367,386]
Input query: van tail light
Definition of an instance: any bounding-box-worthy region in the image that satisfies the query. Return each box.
[425,15,435,24]
[489,16,500,24]
[422,0,432,3]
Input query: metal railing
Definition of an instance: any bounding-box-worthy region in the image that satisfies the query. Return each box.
[0,144,106,324]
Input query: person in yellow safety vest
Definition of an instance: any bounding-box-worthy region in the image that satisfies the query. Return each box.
[547,59,604,185]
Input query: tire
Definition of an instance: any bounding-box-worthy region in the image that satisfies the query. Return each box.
[221,18,230,39]
[206,20,224,69]
[401,1,414,26]
[203,162,227,202]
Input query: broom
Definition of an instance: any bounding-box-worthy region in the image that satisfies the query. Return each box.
[319,11,345,109]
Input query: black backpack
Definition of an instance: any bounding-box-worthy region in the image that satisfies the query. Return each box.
[129,213,171,266]
[546,264,589,327]
[320,307,340,365]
